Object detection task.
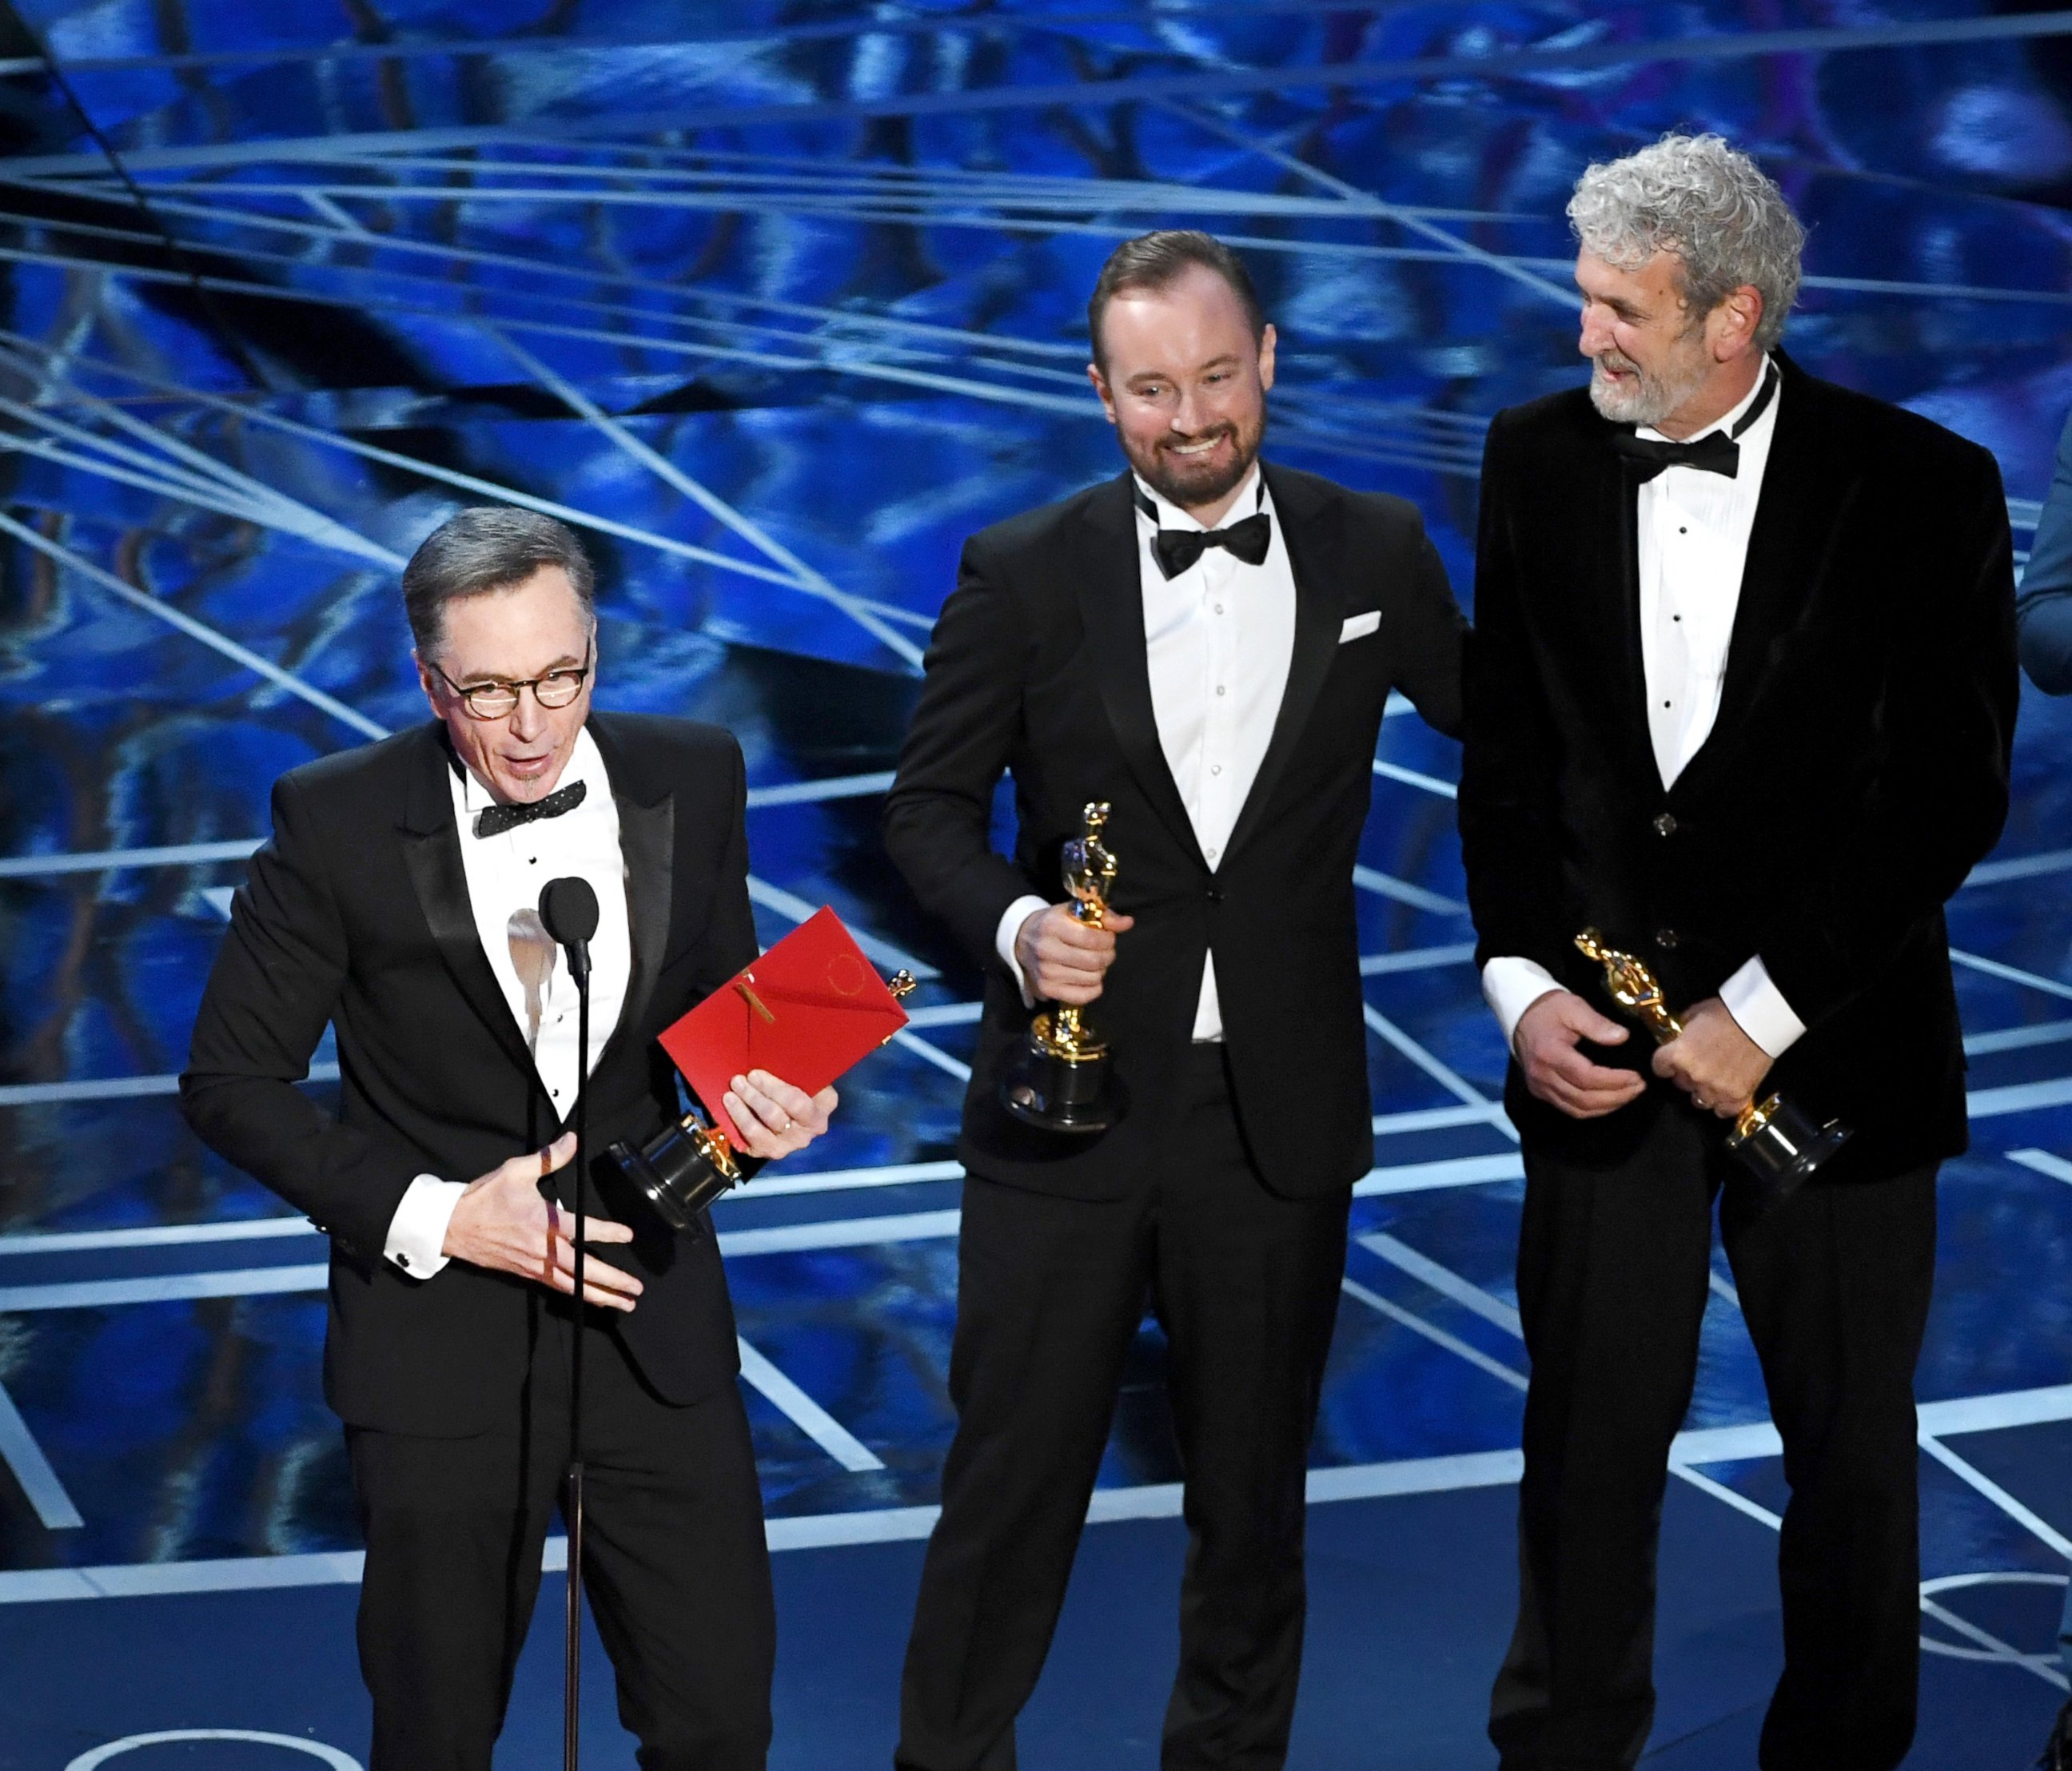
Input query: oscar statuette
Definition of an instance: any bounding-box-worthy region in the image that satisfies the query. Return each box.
[1002,801,1124,1133]
[1575,929,1850,1192]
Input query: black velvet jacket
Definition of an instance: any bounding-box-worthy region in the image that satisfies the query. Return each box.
[1458,352,2019,1179]
[882,464,1468,1202]
[181,714,757,1436]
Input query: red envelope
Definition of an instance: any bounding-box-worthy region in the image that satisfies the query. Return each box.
[658,906,913,1150]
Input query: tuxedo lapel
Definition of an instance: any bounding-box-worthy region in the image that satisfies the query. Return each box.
[1074,473,1204,863]
[1220,464,1345,866]
[396,727,538,1081]
[1672,358,1855,800]
[590,714,675,1058]
[1601,443,1657,786]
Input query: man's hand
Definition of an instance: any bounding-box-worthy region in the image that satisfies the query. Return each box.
[1014,902,1137,1005]
[1515,991,1649,1120]
[442,1131,644,1311]
[1652,997,1771,1118]
[723,1070,839,1160]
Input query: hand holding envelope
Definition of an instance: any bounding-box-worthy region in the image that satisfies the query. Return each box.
[659,906,914,1149]
[608,908,915,1234]
[720,1069,838,1161]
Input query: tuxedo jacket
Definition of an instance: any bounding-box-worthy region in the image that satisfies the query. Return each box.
[181,714,759,1437]
[882,464,1467,1201]
[1458,352,2019,1179]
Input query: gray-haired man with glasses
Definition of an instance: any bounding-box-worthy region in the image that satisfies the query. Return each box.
[182,507,836,1769]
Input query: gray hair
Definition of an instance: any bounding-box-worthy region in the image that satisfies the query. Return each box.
[1568,133,1804,351]
[402,507,596,656]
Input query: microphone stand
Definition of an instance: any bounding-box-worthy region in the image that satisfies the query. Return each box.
[539,876,597,1771]
[564,951,590,1771]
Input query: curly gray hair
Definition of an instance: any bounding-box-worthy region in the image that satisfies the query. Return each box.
[1568,133,1804,351]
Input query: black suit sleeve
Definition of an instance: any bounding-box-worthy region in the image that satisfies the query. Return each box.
[690,737,760,997]
[1755,450,2019,1026]
[1457,412,1569,973]
[1387,515,1468,740]
[880,532,1043,971]
[181,772,427,1255]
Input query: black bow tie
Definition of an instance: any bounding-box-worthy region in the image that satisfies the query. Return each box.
[473,778,586,839]
[1147,511,1273,579]
[1611,427,1742,481]
[1610,361,1779,484]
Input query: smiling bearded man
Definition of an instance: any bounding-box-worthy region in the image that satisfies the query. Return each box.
[1459,135,2018,1771]
[881,231,1468,1771]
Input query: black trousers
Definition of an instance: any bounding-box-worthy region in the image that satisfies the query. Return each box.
[347,1303,775,1771]
[1489,1101,1937,1771]
[897,1045,1351,1771]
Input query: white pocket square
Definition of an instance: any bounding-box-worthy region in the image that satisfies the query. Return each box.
[1338,610,1381,644]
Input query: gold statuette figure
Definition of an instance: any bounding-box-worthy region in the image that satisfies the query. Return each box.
[1575,929,1849,1192]
[1002,802,1124,1132]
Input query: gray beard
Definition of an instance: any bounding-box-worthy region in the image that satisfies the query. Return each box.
[1588,350,1711,429]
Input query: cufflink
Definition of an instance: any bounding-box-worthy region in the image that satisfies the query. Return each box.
[396,1253,411,1268]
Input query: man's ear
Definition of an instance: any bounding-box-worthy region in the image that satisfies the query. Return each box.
[1711,287,1763,363]
[1257,322,1277,392]
[1087,361,1118,425]
[413,651,442,708]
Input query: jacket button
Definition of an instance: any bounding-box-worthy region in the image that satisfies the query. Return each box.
[1656,928,1680,950]
[1653,813,1678,837]
[1205,885,1223,904]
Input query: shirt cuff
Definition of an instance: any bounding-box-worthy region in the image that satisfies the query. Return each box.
[384,1175,467,1279]
[1719,956,1806,1060]
[1481,957,1566,1053]
[995,894,1050,1009]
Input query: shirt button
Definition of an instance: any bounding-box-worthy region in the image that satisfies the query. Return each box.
[1209,763,1222,776]
[1654,813,1678,837]
[1214,603,1224,615]
[1216,685,1227,696]
[552,1088,561,1098]
[1656,929,1680,950]
[1206,846,1219,862]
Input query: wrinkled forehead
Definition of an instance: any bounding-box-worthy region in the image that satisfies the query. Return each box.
[1574,245,1685,307]
[432,567,594,680]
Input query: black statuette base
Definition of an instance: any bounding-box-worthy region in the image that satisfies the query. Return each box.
[1000,1036,1120,1135]
[1724,1092,1851,1196]
[607,1116,764,1236]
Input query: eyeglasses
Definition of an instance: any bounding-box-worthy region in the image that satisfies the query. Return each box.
[431,640,593,721]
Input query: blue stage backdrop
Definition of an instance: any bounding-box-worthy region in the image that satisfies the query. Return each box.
[0,6,2070,1768]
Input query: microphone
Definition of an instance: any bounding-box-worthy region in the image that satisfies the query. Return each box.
[538,876,599,985]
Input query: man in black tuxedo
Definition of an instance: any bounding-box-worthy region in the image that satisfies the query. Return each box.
[883,230,1467,1770]
[181,507,838,1770]
[1459,135,2018,1770]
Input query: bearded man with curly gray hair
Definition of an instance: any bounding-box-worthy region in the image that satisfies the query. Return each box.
[1567,131,1804,428]
[1459,133,2018,1771]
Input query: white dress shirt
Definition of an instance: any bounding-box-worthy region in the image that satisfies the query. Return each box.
[1481,359,1807,1060]
[383,726,633,1277]
[995,463,1297,1041]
